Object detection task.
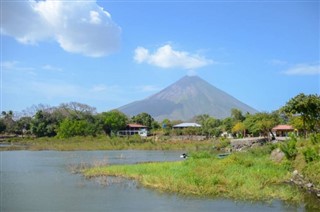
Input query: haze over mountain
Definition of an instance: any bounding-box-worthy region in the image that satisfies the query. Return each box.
[118,76,258,121]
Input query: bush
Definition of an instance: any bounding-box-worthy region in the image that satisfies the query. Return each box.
[310,133,320,145]
[56,119,98,138]
[212,138,230,150]
[280,135,298,161]
[303,147,320,163]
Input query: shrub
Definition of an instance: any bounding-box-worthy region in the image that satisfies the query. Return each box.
[280,136,298,161]
[310,133,320,145]
[303,147,320,163]
[56,118,98,138]
[212,138,230,150]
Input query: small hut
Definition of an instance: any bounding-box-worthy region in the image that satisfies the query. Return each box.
[272,125,294,137]
[118,124,148,137]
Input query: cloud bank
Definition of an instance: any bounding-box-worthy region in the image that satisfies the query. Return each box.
[134,44,213,70]
[1,0,121,57]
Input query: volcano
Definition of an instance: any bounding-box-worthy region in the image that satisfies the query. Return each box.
[118,75,258,121]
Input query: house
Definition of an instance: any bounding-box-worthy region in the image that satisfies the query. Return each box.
[118,124,149,137]
[173,122,201,129]
[272,124,294,137]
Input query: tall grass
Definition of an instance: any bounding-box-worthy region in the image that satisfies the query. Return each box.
[84,145,303,202]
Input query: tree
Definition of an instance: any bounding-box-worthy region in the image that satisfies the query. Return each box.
[194,114,210,124]
[31,110,58,137]
[15,117,32,135]
[58,102,96,120]
[99,110,128,135]
[244,112,280,140]
[282,93,320,134]
[222,117,233,133]
[56,118,98,138]
[0,119,6,133]
[232,122,246,137]
[161,119,172,129]
[201,117,222,137]
[231,108,245,122]
[289,116,304,134]
[131,112,155,129]
[1,111,16,134]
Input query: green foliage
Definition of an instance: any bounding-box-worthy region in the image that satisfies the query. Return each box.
[56,118,98,138]
[31,110,58,137]
[231,108,245,122]
[303,147,319,163]
[15,117,32,135]
[99,110,128,135]
[222,117,233,133]
[212,137,230,150]
[0,119,6,133]
[248,143,276,157]
[84,150,302,202]
[182,127,201,135]
[280,135,298,160]
[282,93,320,133]
[201,117,222,137]
[310,133,320,145]
[244,112,280,138]
[0,110,16,134]
[303,161,320,187]
[131,112,155,129]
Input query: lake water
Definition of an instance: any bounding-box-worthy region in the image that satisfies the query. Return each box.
[0,150,314,211]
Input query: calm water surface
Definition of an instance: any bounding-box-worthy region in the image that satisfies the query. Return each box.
[0,150,313,211]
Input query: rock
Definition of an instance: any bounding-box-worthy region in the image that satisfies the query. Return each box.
[270,148,285,163]
[306,183,313,188]
[317,193,320,198]
[293,170,299,176]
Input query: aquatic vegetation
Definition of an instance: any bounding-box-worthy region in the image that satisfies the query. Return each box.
[84,146,303,202]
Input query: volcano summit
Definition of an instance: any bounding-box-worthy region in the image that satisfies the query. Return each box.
[119,76,257,121]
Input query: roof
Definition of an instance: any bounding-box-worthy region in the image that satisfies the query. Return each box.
[272,125,294,131]
[173,123,202,128]
[127,123,147,128]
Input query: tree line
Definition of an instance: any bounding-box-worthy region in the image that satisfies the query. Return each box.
[1,93,319,139]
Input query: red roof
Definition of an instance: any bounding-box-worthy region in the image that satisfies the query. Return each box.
[272,125,294,131]
[127,123,147,128]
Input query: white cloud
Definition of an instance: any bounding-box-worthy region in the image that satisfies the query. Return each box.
[283,63,320,75]
[134,44,213,70]
[1,0,121,57]
[1,61,19,70]
[1,61,36,75]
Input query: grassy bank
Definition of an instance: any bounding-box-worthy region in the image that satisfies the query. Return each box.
[84,145,304,203]
[0,135,213,151]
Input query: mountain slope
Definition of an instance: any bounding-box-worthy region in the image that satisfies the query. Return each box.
[118,76,258,121]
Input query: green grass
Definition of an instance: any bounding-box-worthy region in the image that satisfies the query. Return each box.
[84,146,303,202]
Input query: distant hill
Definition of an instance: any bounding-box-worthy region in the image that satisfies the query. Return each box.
[118,75,258,121]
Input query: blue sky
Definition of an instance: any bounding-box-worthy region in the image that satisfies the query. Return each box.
[1,0,319,115]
